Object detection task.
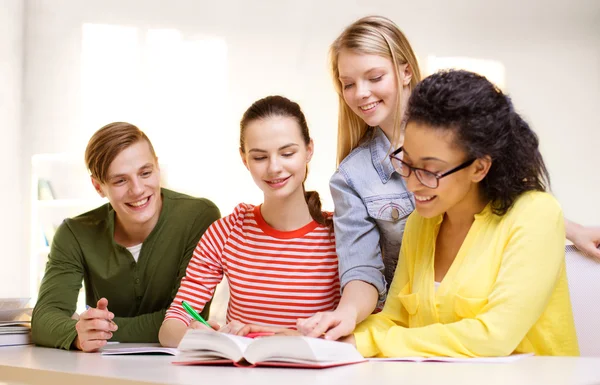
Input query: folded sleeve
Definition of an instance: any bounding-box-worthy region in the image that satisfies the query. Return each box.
[330,170,387,301]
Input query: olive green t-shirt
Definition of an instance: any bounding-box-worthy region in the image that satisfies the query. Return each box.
[31,188,220,349]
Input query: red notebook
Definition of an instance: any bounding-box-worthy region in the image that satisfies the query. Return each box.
[172,329,366,369]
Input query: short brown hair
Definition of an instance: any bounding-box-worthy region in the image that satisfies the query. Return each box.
[85,122,157,183]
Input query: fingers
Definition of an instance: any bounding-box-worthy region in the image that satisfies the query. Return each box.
[323,321,353,341]
[207,319,221,330]
[235,324,277,336]
[189,320,213,330]
[298,312,339,338]
[81,307,114,322]
[75,319,116,352]
[74,298,118,352]
[96,297,109,310]
[298,311,355,339]
[76,318,117,333]
[585,245,600,260]
[296,313,322,335]
[308,314,339,338]
[79,337,108,353]
[220,320,246,335]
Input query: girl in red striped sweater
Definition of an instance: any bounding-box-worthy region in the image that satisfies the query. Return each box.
[159,95,340,347]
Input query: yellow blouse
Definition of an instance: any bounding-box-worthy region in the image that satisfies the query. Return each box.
[354,191,579,357]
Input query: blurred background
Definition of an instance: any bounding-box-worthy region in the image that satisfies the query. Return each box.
[1,0,599,299]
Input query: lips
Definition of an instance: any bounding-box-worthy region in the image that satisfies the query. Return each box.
[265,175,291,188]
[414,194,436,205]
[359,100,381,112]
[127,195,151,208]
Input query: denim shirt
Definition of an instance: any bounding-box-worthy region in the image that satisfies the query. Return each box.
[331,127,415,302]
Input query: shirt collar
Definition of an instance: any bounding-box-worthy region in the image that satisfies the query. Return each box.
[369,127,397,184]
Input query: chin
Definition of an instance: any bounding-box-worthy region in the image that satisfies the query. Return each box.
[415,206,442,219]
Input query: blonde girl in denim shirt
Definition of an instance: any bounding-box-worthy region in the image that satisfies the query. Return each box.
[297,15,600,341]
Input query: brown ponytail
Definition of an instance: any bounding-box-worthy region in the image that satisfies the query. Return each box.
[304,190,334,230]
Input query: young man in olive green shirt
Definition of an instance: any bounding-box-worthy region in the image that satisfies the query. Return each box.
[31,122,220,351]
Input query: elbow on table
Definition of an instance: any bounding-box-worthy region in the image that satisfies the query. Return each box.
[158,319,186,348]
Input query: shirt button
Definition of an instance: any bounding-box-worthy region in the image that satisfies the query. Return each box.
[137,296,142,300]
[134,278,140,284]
[391,208,400,220]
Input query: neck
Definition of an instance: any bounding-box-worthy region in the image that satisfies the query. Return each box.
[443,185,489,230]
[379,85,410,148]
[114,199,162,247]
[261,189,313,232]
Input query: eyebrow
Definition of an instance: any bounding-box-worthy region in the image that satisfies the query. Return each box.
[248,143,299,153]
[402,149,448,164]
[108,163,154,180]
[339,67,387,81]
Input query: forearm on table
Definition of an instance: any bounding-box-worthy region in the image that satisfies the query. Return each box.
[158,318,188,347]
[564,218,581,242]
[337,280,379,324]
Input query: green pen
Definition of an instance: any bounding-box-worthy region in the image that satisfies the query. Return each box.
[181,300,212,329]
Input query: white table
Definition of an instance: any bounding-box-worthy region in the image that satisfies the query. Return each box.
[0,345,599,385]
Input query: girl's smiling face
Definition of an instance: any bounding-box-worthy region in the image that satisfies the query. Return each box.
[240,116,313,202]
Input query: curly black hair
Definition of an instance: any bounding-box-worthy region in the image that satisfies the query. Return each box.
[406,69,550,216]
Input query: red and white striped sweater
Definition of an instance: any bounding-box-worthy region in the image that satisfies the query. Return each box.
[165,203,340,327]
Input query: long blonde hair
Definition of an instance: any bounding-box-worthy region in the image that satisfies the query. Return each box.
[330,16,422,166]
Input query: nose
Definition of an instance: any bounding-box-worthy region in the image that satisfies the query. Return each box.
[130,177,144,196]
[267,156,283,174]
[356,81,371,99]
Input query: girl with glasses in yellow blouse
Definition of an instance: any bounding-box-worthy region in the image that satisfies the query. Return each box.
[346,69,579,358]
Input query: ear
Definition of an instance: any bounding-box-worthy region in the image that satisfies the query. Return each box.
[239,148,249,170]
[402,63,413,86]
[91,176,106,198]
[471,156,492,183]
[306,139,314,163]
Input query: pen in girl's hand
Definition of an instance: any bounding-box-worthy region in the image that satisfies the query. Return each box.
[181,301,213,329]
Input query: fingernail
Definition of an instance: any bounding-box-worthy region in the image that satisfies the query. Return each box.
[109,312,114,319]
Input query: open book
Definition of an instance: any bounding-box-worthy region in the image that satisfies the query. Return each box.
[173,329,366,368]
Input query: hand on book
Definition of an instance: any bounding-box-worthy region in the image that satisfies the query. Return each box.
[74,298,118,352]
[296,308,356,341]
[234,324,302,337]
[218,320,245,334]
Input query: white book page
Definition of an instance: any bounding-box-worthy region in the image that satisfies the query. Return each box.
[101,343,179,356]
[369,353,534,363]
[177,330,253,362]
[245,336,363,364]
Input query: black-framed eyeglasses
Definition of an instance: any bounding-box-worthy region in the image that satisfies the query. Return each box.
[389,147,476,189]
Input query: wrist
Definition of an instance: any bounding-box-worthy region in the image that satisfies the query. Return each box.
[72,335,82,351]
[336,304,358,323]
[565,219,582,241]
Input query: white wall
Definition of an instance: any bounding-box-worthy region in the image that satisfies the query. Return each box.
[4,0,599,296]
[0,0,26,297]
